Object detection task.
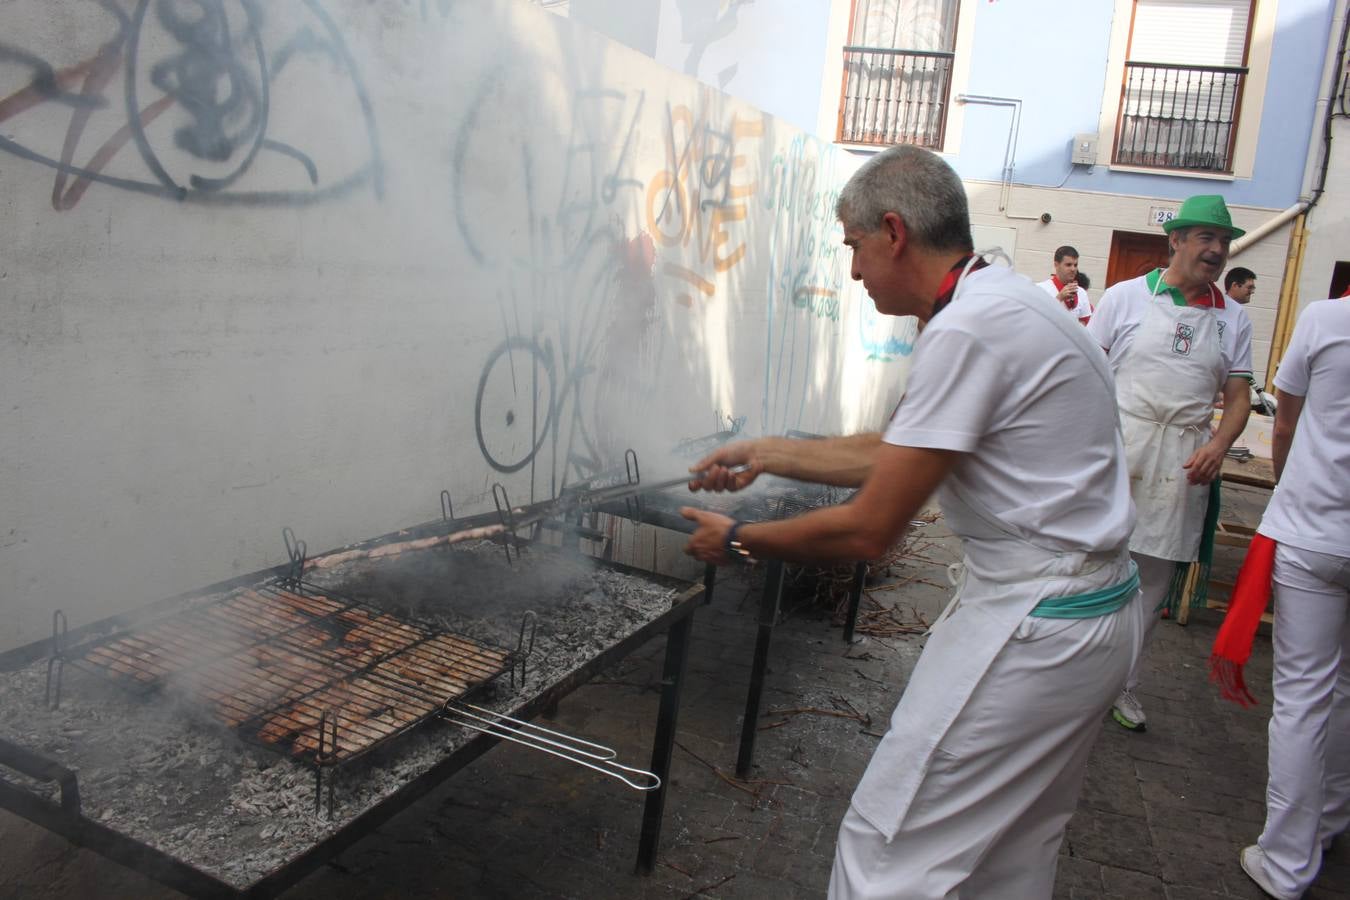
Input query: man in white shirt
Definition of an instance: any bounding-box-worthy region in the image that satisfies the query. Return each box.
[1237,296,1350,900]
[1226,267,1257,305]
[1087,195,1253,733]
[1037,245,1092,324]
[680,145,1142,899]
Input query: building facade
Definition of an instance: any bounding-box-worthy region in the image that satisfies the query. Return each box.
[565,0,1348,386]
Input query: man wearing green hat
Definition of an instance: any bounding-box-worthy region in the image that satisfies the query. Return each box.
[1088,194,1254,732]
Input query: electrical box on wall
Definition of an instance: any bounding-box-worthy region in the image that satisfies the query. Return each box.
[1071,133,1099,165]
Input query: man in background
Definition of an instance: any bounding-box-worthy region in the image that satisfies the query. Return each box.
[1226,267,1257,305]
[1038,245,1092,324]
[1088,195,1253,733]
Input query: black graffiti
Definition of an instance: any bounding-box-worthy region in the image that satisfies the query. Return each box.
[0,0,382,207]
[147,0,264,164]
[474,337,557,475]
[452,73,644,270]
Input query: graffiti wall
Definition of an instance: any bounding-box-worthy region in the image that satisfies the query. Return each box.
[0,0,915,650]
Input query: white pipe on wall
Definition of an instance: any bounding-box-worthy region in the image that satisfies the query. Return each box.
[1299,0,1349,200]
[1229,202,1307,258]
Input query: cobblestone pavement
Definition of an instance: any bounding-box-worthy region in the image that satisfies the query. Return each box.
[3,491,1348,899]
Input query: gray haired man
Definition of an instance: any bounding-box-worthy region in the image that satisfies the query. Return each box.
[681,145,1143,898]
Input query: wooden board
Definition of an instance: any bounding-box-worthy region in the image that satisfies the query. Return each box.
[1221,455,1275,490]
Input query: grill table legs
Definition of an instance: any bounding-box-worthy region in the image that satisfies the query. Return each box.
[636,611,694,874]
[735,560,785,778]
[842,561,867,644]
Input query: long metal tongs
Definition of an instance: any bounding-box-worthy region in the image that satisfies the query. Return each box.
[440,701,661,792]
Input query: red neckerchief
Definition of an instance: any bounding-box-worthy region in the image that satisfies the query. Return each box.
[1211,533,1275,707]
[1149,269,1225,309]
[1190,282,1226,309]
[1051,275,1080,310]
[931,254,989,318]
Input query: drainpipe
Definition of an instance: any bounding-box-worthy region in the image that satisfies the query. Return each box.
[1261,0,1349,379]
[955,94,1036,217]
[1227,202,1306,258]
[1266,214,1309,383]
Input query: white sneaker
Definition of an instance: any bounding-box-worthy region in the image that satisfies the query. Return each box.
[1111,688,1147,732]
[1239,845,1298,900]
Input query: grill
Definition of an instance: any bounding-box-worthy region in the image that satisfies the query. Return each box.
[1,517,702,898]
[66,579,515,769]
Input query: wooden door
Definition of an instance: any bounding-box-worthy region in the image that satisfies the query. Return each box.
[1106,231,1170,289]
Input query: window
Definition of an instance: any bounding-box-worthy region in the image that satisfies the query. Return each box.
[1114,0,1254,173]
[836,0,960,148]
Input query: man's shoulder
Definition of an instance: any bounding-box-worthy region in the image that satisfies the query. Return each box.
[1034,277,1056,293]
[1093,278,1146,323]
[1297,298,1350,336]
[1305,297,1350,320]
[953,267,1056,316]
[1219,294,1254,327]
[1100,273,1150,298]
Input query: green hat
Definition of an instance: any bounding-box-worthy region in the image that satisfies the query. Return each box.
[1163,194,1246,238]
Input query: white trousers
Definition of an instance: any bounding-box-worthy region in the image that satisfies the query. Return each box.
[828,596,1143,900]
[1124,553,1175,692]
[1257,543,1350,898]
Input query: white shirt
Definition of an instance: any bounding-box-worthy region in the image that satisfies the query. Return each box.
[1036,278,1092,321]
[1258,298,1350,557]
[885,265,1134,553]
[1087,272,1254,381]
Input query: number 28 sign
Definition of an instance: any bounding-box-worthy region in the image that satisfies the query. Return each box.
[1150,206,1177,226]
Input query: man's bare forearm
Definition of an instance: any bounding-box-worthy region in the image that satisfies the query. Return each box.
[754,432,883,487]
[1271,390,1305,482]
[1212,378,1252,450]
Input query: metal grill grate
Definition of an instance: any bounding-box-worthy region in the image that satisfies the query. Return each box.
[72,581,514,766]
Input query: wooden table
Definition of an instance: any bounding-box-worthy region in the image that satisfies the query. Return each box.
[1175,455,1276,625]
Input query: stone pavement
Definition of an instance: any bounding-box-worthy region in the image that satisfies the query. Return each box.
[3,494,1349,899]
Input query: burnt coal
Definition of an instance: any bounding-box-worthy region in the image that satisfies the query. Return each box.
[0,540,682,891]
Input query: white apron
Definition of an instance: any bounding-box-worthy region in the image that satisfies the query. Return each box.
[850,253,1135,841]
[1115,284,1226,561]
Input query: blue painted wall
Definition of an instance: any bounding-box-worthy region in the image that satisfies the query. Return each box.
[939,0,1332,207]
[650,0,835,134]
[588,0,1333,210]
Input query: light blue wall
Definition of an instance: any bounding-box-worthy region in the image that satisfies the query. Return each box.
[946,0,1332,208]
[650,0,833,134]
[572,0,1331,209]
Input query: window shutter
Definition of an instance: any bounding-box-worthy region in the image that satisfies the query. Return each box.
[849,0,960,51]
[1129,0,1252,67]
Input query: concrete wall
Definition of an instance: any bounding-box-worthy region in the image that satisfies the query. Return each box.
[0,0,914,652]
[1298,94,1350,317]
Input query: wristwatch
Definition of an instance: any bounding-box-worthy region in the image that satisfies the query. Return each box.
[724,521,753,562]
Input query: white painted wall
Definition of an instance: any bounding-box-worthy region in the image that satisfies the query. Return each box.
[1299,113,1350,317]
[0,0,916,652]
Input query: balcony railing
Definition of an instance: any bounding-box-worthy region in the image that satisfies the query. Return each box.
[1115,61,1247,173]
[838,46,954,148]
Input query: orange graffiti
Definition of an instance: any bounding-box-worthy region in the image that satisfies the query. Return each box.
[644,104,764,286]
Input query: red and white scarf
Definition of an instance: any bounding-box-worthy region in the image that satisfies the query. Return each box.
[1051,275,1080,311]
[1210,533,1276,706]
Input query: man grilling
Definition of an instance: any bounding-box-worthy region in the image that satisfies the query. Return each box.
[680,145,1143,899]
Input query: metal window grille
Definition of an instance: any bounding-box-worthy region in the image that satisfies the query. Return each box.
[1114,61,1247,173]
[838,46,954,147]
